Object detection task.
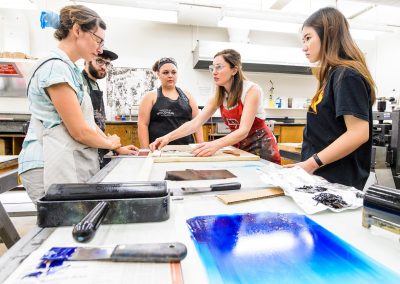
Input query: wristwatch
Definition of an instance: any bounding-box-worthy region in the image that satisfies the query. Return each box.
[312,153,324,167]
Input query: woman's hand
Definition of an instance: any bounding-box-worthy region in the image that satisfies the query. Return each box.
[107,134,121,150]
[149,134,171,151]
[283,157,319,174]
[115,145,139,155]
[192,141,220,157]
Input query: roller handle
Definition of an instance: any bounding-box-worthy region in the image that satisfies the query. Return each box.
[72,201,110,243]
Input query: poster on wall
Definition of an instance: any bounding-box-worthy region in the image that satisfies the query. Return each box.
[106,67,158,116]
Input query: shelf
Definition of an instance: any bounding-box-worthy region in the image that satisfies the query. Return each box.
[0,58,37,63]
[265,108,307,110]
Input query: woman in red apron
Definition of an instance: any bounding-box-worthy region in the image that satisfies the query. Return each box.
[150,49,280,164]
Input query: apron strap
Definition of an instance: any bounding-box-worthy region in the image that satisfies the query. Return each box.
[26,57,67,97]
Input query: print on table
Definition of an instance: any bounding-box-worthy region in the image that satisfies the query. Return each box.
[187,211,400,284]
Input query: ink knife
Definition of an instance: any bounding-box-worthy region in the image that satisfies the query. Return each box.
[42,242,187,263]
[181,182,241,193]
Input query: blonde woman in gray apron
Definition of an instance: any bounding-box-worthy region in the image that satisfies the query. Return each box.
[19,5,122,203]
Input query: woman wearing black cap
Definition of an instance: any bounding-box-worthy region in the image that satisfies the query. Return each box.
[138,57,203,148]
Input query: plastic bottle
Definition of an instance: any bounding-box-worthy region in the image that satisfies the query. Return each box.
[267,80,275,108]
[275,97,282,108]
[268,94,275,108]
[40,11,60,29]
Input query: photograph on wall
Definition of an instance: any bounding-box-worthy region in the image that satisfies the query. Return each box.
[106,67,158,116]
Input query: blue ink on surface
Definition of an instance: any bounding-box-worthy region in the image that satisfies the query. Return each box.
[187,212,400,284]
[24,271,43,278]
[41,247,77,261]
[36,260,47,269]
[23,247,76,279]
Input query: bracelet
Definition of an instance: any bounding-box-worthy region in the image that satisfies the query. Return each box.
[312,153,324,167]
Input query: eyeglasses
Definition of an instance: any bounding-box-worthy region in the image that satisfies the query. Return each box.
[209,64,225,73]
[88,31,104,48]
[95,58,112,68]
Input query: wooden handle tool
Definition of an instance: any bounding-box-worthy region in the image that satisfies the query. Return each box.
[223,150,240,156]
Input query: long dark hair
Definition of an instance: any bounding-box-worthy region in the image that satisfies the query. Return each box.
[213,49,247,108]
[303,7,376,105]
[54,5,106,41]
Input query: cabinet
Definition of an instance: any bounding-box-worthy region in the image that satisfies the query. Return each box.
[202,125,212,142]
[273,125,304,143]
[105,123,139,147]
[0,135,24,155]
[0,123,144,154]
[278,143,302,165]
[203,123,305,144]
[202,123,228,142]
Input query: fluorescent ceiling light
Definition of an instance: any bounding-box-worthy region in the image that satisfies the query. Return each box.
[75,2,177,24]
[0,0,37,10]
[219,16,301,34]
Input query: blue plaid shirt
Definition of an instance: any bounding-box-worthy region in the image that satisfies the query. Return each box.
[18,48,84,174]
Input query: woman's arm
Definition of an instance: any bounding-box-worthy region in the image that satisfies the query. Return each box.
[185,90,204,143]
[47,83,120,149]
[192,85,259,157]
[95,125,138,155]
[138,91,155,148]
[292,115,369,173]
[149,98,218,151]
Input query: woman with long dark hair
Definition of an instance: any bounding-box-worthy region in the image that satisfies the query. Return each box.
[288,7,376,190]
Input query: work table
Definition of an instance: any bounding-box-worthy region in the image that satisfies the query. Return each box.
[1,157,399,283]
[105,118,306,125]
[0,155,20,249]
[104,118,306,146]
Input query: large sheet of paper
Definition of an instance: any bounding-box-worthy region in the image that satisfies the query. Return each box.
[258,163,363,214]
[187,212,400,284]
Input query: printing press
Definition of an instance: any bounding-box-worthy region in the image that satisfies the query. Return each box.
[368,99,400,237]
[372,98,400,189]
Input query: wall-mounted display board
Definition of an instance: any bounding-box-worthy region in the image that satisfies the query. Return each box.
[106,67,158,116]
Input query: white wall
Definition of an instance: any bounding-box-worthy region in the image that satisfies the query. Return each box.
[25,13,319,119]
[375,34,400,101]
[2,2,400,120]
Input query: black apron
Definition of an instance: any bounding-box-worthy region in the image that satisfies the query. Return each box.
[148,87,194,145]
[82,71,110,168]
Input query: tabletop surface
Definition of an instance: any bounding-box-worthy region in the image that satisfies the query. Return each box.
[0,155,18,166]
[2,157,400,284]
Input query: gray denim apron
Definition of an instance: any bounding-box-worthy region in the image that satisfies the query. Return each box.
[30,83,100,192]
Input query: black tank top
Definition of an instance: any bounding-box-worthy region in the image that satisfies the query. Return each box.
[148,87,194,144]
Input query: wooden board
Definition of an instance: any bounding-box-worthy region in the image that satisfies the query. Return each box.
[152,145,260,163]
[278,143,302,153]
[0,155,18,170]
[217,187,284,204]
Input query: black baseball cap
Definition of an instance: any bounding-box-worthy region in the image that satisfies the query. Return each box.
[99,48,118,61]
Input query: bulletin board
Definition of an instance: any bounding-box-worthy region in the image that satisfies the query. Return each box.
[106,67,158,115]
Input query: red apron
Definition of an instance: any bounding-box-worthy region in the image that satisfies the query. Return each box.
[220,101,281,164]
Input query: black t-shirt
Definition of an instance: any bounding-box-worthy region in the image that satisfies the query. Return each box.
[148,87,194,144]
[301,67,372,190]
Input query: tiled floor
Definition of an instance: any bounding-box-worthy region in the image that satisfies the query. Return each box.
[0,189,37,256]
